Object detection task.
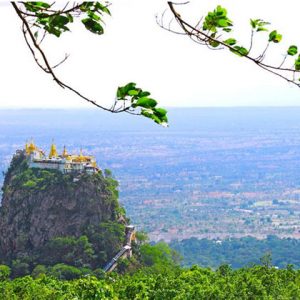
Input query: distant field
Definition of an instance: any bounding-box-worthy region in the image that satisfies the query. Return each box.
[1,108,300,241]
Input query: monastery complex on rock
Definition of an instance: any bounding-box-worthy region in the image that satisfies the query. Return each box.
[23,141,99,174]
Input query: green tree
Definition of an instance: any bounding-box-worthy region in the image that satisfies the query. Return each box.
[2,264,300,299]
[140,241,181,268]
[31,265,47,279]
[40,235,95,268]
[48,263,83,280]
[83,221,125,266]
[11,260,30,278]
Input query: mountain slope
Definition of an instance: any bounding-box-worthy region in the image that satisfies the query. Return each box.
[0,150,127,272]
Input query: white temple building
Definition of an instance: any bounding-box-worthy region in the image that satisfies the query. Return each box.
[25,141,99,174]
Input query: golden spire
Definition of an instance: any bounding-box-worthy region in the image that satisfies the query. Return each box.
[27,140,36,154]
[49,142,58,158]
[62,145,68,157]
[25,141,29,154]
[72,148,90,162]
[79,148,85,161]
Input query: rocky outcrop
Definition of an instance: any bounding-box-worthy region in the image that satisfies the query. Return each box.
[0,150,126,263]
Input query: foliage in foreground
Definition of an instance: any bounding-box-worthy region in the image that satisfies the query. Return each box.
[1,263,300,299]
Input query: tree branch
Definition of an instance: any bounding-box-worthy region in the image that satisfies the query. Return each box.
[166,1,300,89]
[11,2,133,113]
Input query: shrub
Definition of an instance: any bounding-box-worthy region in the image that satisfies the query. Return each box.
[12,260,30,278]
[31,265,47,278]
[0,265,11,281]
[48,264,82,280]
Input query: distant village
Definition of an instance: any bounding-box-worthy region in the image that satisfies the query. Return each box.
[23,141,99,174]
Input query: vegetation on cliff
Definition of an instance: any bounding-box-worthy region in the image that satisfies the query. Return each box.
[0,151,128,277]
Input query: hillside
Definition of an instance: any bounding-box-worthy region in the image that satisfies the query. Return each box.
[0,150,128,275]
[170,236,300,269]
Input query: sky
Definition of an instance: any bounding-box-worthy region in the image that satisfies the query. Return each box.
[1,0,300,109]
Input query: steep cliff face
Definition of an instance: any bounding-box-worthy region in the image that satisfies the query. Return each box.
[0,150,126,267]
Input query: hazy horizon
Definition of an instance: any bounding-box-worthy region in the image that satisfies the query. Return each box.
[2,105,300,109]
[1,107,300,240]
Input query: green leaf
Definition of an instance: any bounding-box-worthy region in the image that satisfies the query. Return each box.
[268,30,276,41]
[141,108,168,126]
[115,83,168,126]
[250,19,270,30]
[257,27,268,32]
[275,34,282,43]
[203,5,232,33]
[295,56,300,70]
[215,5,227,17]
[95,2,111,15]
[36,13,49,25]
[217,19,231,27]
[250,19,257,29]
[123,83,136,96]
[82,18,104,35]
[128,90,139,96]
[209,40,220,48]
[66,13,74,23]
[88,11,101,21]
[230,46,249,57]
[25,2,50,12]
[117,83,136,99]
[116,87,124,99]
[134,97,157,109]
[50,15,69,28]
[139,91,151,97]
[258,21,271,26]
[288,45,298,56]
[80,2,94,12]
[154,108,167,118]
[32,2,50,9]
[39,15,71,37]
[44,25,61,37]
[269,30,282,43]
[141,109,159,123]
[224,38,237,46]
